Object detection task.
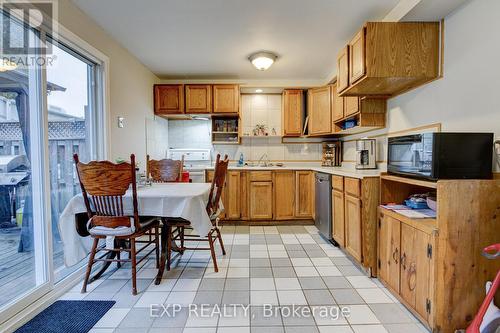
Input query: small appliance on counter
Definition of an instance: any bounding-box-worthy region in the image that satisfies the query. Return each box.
[322,141,342,167]
[387,132,494,180]
[355,139,376,169]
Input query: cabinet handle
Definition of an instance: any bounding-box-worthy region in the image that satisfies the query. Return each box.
[401,252,407,270]
[392,248,399,264]
[408,263,417,291]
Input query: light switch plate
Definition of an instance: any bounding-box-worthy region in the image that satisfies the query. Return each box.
[118,117,124,128]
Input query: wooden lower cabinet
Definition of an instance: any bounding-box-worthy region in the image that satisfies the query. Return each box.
[274,171,296,220]
[378,214,401,293]
[226,171,241,219]
[295,171,314,218]
[332,189,345,246]
[344,194,362,261]
[249,181,273,220]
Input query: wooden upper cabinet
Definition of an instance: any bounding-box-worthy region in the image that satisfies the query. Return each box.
[331,84,344,122]
[332,189,345,246]
[378,214,401,294]
[344,96,359,117]
[213,84,240,113]
[337,46,349,93]
[274,171,296,220]
[185,84,212,113]
[249,181,273,220]
[340,22,440,97]
[154,84,184,114]
[345,194,362,261]
[308,86,332,135]
[349,28,366,85]
[282,90,303,137]
[295,171,314,218]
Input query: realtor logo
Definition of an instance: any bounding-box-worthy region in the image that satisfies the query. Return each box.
[1,0,58,68]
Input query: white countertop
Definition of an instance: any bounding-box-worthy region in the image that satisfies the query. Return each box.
[204,162,381,179]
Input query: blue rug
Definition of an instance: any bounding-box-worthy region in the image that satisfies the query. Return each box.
[15,300,116,333]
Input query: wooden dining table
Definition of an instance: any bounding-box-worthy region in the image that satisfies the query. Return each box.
[58,182,214,283]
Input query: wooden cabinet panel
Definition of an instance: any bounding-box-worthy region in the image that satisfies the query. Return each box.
[213,84,239,113]
[349,28,366,84]
[249,181,273,220]
[226,171,241,219]
[344,177,360,197]
[283,90,303,136]
[249,171,272,182]
[337,46,349,93]
[331,84,344,122]
[400,224,431,321]
[332,176,344,191]
[345,194,362,261]
[240,172,249,219]
[154,84,184,114]
[344,97,359,117]
[378,214,401,293]
[308,86,332,135]
[295,171,314,218]
[332,189,345,247]
[274,171,296,220]
[185,84,212,113]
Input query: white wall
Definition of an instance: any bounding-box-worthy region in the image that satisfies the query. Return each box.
[57,0,163,167]
[166,94,323,161]
[343,0,500,172]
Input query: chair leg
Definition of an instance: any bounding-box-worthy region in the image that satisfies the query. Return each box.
[215,227,226,255]
[82,238,99,293]
[180,226,185,254]
[166,225,172,271]
[130,238,137,295]
[155,225,160,269]
[208,230,218,273]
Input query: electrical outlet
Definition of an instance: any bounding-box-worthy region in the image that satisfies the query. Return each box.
[117,117,124,128]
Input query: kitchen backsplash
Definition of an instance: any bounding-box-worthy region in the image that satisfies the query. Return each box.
[167,94,322,161]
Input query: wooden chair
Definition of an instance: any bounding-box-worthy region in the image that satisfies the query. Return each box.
[161,154,228,276]
[146,155,184,182]
[74,154,160,295]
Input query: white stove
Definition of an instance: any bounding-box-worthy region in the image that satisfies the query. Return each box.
[167,148,212,183]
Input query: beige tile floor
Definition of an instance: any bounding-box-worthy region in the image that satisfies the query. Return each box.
[60,225,429,333]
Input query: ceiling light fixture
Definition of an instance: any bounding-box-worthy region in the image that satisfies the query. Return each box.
[255,89,263,93]
[0,59,17,72]
[248,51,277,71]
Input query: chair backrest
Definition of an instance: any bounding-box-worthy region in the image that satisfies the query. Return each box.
[73,154,139,230]
[146,155,184,183]
[206,154,229,218]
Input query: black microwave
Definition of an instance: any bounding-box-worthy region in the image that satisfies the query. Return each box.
[387,132,493,180]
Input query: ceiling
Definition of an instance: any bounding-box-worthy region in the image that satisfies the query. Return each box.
[71,0,401,82]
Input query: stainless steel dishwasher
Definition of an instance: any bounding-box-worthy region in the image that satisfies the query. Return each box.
[314,172,332,241]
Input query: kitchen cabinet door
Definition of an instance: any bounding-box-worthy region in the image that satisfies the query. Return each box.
[249,181,273,220]
[295,171,314,218]
[337,46,349,93]
[400,224,432,321]
[378,214,401,293]
[349,28,366,84]
[283,90,303,136]
[332,189,345,246]
[226,171,241,219]
[344,97,359,117]
[274,171,296,220]
[331,84,344,122]
[213,84,239,113]
[185,84,212,113]
[345,194,362,261]
[308,86,332,135]
[154,84,184,114]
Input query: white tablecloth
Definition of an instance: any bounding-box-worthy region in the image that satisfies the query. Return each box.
[58,183,213,267]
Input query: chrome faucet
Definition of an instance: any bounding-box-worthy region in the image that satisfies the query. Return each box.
[257,153,271,167]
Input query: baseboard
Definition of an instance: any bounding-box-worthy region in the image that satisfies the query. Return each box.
[221,219,315,226]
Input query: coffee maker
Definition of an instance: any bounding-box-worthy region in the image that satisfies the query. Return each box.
[355,139,376,169]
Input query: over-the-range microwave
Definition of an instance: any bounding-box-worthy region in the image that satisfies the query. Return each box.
[387,132,493,180]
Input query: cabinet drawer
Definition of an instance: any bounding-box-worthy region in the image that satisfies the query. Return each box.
[250,171,272,182]
[344,177,360,197]
[332,176,344,191]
